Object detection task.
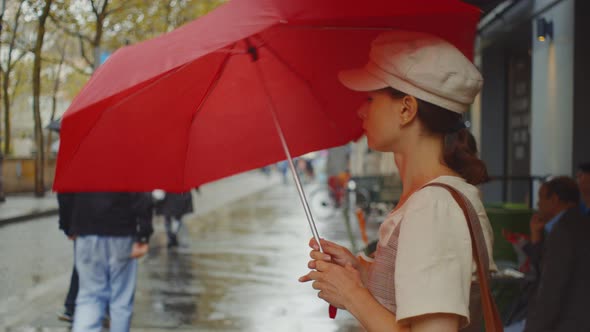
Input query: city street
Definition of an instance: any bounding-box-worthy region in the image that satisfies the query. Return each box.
[1,0,588,331]
[0,173,376,331]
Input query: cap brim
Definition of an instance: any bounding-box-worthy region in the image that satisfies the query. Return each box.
[338,68,388,92]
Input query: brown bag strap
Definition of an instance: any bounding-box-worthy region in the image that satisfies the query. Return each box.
[424,183,504,332]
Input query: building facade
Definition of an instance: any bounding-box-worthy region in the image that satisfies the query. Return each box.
[475,0,589,205]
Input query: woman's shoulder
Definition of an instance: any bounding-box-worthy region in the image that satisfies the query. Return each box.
[406,176,481,210]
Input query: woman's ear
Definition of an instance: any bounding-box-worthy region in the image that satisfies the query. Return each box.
[400,95,419,125]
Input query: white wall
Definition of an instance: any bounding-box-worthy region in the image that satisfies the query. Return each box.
[530,0,575,181]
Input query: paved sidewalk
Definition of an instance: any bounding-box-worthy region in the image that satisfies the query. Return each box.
[0,192,59,227]
[191,170,281,217]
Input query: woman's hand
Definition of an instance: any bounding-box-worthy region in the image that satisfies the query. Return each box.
[307,238,359,269]
[299,239,410,331]
[299,260,365,310]
[299,237,368,310]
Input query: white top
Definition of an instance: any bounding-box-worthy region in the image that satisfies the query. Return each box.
[377,176,496,324]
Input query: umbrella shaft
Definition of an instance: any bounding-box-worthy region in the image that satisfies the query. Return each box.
[283,148,324,253]
[253,61,324,253]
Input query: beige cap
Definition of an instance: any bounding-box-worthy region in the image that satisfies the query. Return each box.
[338,31,483,114]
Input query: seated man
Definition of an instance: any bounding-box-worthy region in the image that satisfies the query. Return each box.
[523,177,590,332]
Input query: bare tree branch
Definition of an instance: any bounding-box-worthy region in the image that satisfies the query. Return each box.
[77,35,93,69]
[3,1,25,75]
[90,0,100,16]
[49,13,93,44]
[100,0,109,16]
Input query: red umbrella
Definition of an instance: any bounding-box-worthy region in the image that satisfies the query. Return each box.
[54,0,480,193]
[54,0,480,319]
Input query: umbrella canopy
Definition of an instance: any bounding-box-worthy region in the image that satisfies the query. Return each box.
[54,0,481,192]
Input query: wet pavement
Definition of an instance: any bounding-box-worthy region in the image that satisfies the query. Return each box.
[0,192,59,226]
[1,179,378,331]
[133,184,367,331]
[0,215,72,302]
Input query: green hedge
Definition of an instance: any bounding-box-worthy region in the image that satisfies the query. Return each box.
[485,204,533,324]
[485,204,533,265]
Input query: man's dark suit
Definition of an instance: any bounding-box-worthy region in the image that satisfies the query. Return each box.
[524,208,590,332]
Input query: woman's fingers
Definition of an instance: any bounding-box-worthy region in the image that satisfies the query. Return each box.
[315,260,335,272]
[307,238,357,269]
[308,237,321,250]
[309,250,331,262]
[299,264,348,309]
[299,268,323,283]
[312,280,322,290]
[301,257,334,282]
[298,274,311,282]
[317,290,325,300]
[308,237,337,252]
[314,281,343,309]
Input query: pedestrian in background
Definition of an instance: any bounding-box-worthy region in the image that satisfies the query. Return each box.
[278,160,289,184]
[57,193,110,326]
[155,191,194,248]
[522,177,590,332]
[59,192,153,332]
[299,30,496,331]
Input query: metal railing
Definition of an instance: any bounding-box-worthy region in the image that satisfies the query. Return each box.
[485,175,551,208]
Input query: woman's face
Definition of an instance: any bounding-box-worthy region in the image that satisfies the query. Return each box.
[357,90,403,152]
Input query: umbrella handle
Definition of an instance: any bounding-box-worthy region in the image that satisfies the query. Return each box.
[329,305,338,319]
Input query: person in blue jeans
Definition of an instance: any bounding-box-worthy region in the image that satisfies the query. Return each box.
[58,192,153,332]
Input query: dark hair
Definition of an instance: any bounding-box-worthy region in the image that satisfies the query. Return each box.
[542,176,580,204]
[578,162,590,174]
[385,88,489,185]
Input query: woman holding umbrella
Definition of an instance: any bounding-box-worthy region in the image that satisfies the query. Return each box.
[299,31,496,331]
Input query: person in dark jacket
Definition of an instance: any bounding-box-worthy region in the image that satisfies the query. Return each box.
[59,192,153,332]
[523,177,590,332]
[155,191,193,248]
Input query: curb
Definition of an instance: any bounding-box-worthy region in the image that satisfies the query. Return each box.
[0,209,59,228]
